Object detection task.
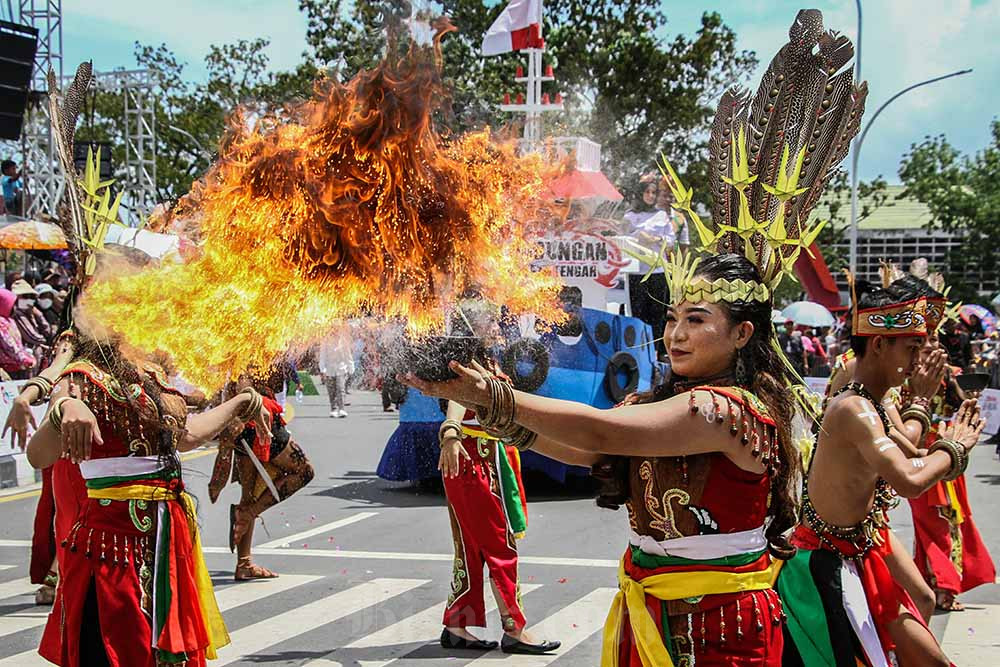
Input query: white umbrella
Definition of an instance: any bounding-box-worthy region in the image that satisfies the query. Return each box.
[771,309,786,324]
[782,301,835,328]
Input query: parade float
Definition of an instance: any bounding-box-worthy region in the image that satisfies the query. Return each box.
[376,31,665,485]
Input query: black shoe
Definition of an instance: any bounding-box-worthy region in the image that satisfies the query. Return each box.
[440,628,498,651]
[500,634,561,654]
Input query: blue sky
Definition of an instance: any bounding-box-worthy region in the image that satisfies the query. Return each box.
[34,1,1000,183]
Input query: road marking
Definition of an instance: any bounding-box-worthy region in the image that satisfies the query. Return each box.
[0,565,15,571]
[0,540,618,569]
[257,512,379,549]
[465,588,618,666]
[301,583,545,667]
[0,575,322,665]
[202,546,619,569]
[0,490,41,504]
[0,578,32,602]
[940,602,1000,664]
[0,482,40,498]
[214,578,428,666]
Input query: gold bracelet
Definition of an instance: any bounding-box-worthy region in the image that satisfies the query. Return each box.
[22,376,54,405]
[438,419,464,445]
[48,396,74,432]
[237,388,262,422]
[900,406,931,435]
[929,438,968,481]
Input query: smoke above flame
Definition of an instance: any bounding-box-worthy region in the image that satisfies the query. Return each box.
[81,21,564,391]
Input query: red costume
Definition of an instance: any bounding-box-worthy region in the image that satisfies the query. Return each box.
[606,386,784,667]
[39,360,228,667]
[442,409,528,633]
[904,375,995,601]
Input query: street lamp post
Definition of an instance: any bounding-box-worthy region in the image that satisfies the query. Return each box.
[847,68,973,275]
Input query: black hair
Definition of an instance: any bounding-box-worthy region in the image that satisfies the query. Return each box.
[628,177,657,214]
[1,160,14,173]
[595,253,801,560]
[850,281,900,357]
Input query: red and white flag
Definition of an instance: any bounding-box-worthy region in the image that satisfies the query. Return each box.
[481,0,544,56]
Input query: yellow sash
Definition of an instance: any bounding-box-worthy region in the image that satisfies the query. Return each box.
[87,486,231,657]
[944,480,965,524]
[461,425,498,441]
[601,556,782,667]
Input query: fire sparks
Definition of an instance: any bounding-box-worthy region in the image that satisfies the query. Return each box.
[81,22,564,390]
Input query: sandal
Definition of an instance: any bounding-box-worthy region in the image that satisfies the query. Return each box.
[235,558,278,581]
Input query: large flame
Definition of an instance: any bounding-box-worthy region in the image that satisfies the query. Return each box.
[81,23,563,390]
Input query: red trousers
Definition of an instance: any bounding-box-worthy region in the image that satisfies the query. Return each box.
[442,438,525,631]
[30,466,56,585]
[909,475,995,595]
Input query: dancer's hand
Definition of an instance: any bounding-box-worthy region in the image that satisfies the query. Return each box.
[938,399,985,451]
[253,403,272,443]
[439,436,470,478]
[911,349,946,399]
[399,360,492,406]
[4,395,37,451]
[59,398,103,463]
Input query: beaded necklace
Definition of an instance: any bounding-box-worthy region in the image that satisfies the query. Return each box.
[803,381,898,559]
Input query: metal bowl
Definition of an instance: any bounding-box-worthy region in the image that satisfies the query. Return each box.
[956,372,990,394]
[404,336,487,382]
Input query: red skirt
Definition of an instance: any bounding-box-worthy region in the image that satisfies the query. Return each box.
[614,549,783,666]
[909,475,996,595]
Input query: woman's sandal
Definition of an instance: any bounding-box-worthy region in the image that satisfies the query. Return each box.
[235,558,278,581]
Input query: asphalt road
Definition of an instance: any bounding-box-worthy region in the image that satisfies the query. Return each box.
[0,387,997,665]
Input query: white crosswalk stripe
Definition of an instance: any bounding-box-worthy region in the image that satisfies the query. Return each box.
[214,577,428,665]
[465,588,617,666]
[0,577,33,603]
[0,570,617,666]
[0,574,322,666]
[300,583,544,667]
[0,565,15,571]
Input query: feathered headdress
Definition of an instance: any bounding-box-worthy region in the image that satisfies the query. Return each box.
[45,63,130,327]
[633,10,868,308]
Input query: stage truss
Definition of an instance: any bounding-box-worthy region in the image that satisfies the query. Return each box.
[13,1,158,220]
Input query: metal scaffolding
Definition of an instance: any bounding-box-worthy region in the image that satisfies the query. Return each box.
[92,70,158,217]
[18,0,62,218]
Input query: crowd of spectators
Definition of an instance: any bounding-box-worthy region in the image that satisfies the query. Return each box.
[0,266,71,379]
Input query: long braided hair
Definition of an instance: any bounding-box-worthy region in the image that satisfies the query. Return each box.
[595,254,802,560]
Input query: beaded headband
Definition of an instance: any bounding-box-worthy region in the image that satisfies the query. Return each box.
[853,297,929,338]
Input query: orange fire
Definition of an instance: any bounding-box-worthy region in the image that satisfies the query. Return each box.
[81,21,564,391]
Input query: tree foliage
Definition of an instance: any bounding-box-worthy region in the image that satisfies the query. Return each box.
[297,0,757,204]
[77,1,757,213]
[900,120,1000,298]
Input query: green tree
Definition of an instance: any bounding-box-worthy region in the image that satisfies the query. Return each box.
[76,38,318,205]
[297,0,757,203]
[899,120,1000,299]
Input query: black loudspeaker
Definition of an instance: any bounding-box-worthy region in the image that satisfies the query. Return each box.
[0,21,39,141]
[73,141,113,179]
